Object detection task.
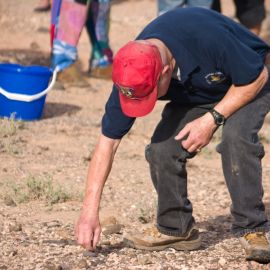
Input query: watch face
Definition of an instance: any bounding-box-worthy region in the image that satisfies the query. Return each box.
[216,115,225,125]
[211,109,225,126]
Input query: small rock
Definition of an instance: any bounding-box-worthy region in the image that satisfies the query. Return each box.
[218,258,227,266]
[100,240,111,246]
[43,263,62,270]
[30,42,40,50]
[102,224,123,236]
[101,216,118,226]
[77,259,88,269]
[206,224,216,231]
[0,265,8,270]
[66,238,76,245]
[9,250,18,257]
[43,220,61,228]
[138,216,149,224]
[42,239,69,247]
[90,261,98,267]
[165,253,177,260]
[83,250,97,257]
[56,228,70,239]
[3,196,16,207]
[8,221,22,232]
[208,257,219,264]
[137,254,153,265]
[162,267,179,270]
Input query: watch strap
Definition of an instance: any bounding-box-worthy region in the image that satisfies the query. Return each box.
[210,109,226,126]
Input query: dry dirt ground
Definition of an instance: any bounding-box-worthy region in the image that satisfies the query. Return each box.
[1,0,270,269]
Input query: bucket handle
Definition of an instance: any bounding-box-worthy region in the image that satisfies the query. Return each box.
[0,70,57,102]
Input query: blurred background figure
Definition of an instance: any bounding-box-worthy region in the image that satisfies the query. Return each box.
[212,0,266,36]
[51,0,113,87]
[34,0,52,12]
[86,0,113,78]
[157,0,213,15]
[158,0,266,36]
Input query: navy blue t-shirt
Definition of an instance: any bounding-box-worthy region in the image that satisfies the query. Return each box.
[102,7,270,139]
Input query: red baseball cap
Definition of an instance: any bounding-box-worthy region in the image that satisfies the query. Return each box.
[112,41,163,117]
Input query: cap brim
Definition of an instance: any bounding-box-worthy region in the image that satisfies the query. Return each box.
[119,85,158,118]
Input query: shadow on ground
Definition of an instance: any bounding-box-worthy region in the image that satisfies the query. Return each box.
[0,49,50,67]
[197,201,270,249]
[43,102,81,119]
[197,214,233,249]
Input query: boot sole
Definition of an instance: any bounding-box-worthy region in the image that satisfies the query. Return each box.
[123,235,202,251]
[246,250,270,264]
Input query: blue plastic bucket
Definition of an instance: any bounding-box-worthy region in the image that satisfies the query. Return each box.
[0,63,56,121]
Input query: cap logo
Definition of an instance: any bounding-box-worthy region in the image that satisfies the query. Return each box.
[118,86,134,98]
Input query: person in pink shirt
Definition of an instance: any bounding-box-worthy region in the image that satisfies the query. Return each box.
[51,0,113,86]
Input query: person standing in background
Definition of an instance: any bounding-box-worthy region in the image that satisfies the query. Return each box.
[86,0,113,78]
[51,0,113,87]
[157,0,213,15]
[212,0,266,36]
[158,0,266,36]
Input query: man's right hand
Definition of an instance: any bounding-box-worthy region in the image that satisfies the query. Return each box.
[75,209,101,250]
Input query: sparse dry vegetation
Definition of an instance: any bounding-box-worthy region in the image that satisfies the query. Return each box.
[9,174,71,205]
[0,117,25,155]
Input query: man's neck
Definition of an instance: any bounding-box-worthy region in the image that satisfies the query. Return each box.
[146,38,175,69]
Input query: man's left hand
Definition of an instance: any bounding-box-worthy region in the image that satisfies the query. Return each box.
[174,112,217,153]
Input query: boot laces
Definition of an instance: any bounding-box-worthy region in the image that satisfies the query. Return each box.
[245,232,269,246]
[143,227,162,238]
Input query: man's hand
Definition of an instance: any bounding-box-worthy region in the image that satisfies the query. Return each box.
[75,209,101,251]
[174,112,217,153]
[174,67,269,154]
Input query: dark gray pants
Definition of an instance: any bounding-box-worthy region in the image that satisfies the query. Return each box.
[145,79,270,237]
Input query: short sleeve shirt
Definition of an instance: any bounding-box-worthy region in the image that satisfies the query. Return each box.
[102,7,270,139]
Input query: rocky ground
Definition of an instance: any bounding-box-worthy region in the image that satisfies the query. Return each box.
[1,0,270,269]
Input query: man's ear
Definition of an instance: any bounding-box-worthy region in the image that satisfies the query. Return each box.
[161,64,170,76]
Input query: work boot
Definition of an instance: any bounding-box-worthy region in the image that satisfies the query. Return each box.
[57,63,90,88]
[89,54,113,80]
[239,232,270,264]
[123,226,201,251]
[89,64,112,80]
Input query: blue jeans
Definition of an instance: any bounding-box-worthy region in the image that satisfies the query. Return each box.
[157,0,213,15]
[145,68,270,237]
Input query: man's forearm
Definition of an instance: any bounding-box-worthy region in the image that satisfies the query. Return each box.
[176,66,269,153]
[82,134,121,213]
[214,66,269,118]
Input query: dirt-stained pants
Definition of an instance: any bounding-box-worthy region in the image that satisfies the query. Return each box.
[145,69,270,237]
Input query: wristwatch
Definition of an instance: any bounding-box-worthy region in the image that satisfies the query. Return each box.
[209,109,226,126]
